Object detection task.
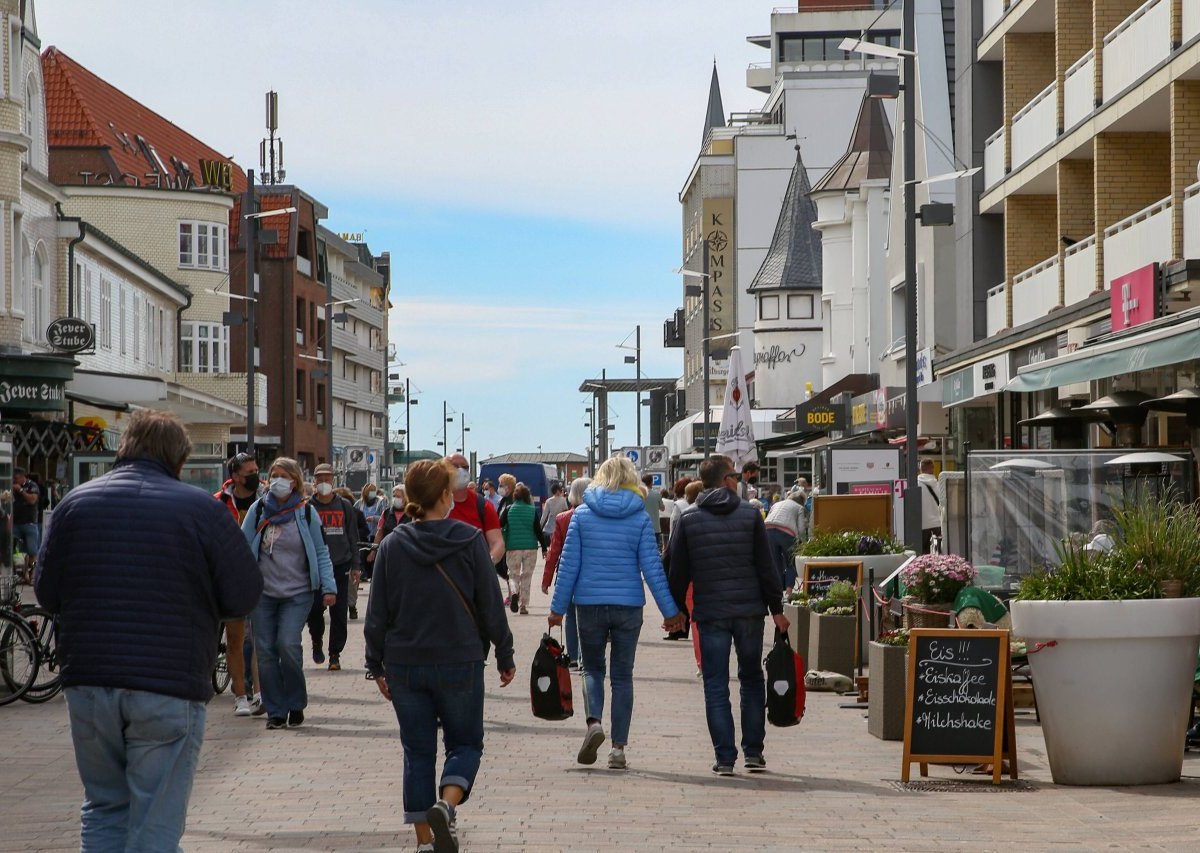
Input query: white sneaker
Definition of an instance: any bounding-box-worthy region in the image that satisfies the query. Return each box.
[233,695,253,716]
[607,747,627,770]
[250,693,266,716]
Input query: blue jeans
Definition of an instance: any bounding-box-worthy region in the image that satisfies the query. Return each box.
[698,617,767,765]
[13,522,39,557]
[65,686,206,852]
[385,661,485,823]
[565,603,580,663]
[767,528,797,589]
[575,604,643,746]
[253,592,312,719]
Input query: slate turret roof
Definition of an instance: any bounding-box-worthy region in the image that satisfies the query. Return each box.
[748,144,822,292]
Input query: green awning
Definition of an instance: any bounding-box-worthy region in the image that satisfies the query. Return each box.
[1006,318,1200,393]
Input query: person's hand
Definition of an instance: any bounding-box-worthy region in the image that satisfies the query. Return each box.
[498,668,516,687]
[541,584,550,596]
[548,612,564,628]
[662,614,685,633]
[351,570,362,583]
[772,612,790,634]
[323,593,337,607]
[366,551,376,563]
[374,675,391,701]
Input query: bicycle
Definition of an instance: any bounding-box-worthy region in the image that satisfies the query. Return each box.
[0,575,40,706]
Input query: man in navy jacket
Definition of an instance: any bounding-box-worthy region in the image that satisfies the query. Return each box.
[667,453,788,777]
[37,409,262,851]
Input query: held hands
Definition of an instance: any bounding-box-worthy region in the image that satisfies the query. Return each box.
[351,570,362,583]
[548,612,564,628]
[662,614,686,634]
[322,593,337,607]
[772,612,791,634]
[499,668,516,687]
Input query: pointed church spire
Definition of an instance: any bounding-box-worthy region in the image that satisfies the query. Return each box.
[702,63,725,148]
[748,142,822,292]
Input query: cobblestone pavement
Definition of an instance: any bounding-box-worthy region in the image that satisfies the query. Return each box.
[3,567,1200,852]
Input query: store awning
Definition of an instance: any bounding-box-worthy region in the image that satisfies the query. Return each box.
[65,390,130,413]
[1006,316,1200,393]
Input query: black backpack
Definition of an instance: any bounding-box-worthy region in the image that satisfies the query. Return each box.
[764,629,806,727]
[530,632,573,721]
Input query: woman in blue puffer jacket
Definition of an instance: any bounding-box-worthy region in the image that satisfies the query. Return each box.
[550,456,684,771]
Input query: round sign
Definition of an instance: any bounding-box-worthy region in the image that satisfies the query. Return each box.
[46,317,95,354]
[75,415,108,430]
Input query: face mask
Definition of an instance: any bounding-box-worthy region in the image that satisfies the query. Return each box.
[498,486,509,497]
[365,489,376,501]
[316,482,333,497]
[392,496,405,509]
[456,469,470,489]
[269,478,292,499]
[242,473,260,492]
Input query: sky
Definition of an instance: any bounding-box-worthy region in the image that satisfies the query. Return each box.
[40,0,774,461]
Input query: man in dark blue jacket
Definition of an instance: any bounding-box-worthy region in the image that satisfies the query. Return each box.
[36,409,262,852]
[667,453,788,777]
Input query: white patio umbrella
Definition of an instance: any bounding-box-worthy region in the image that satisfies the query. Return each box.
[715,346,757,467]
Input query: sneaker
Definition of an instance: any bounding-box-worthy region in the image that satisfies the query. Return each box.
[349,606,358,620]
[711,762,735,776]
[312,648,325,665]
[250,694,266,716]
[519,606,528,615]
[509,592,520,613]
[425,799,459,853]
[287,709,304,727]
[577,722,606,765]
[233,695,253,716]
[328,655,341,671]
[266,716,287,730]
[744,755,767,773]
[417,844,435,853]
[607,748,627,770]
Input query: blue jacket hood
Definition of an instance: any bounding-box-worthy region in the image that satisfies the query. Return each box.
[583,486,645,519]
[696,486,741,515]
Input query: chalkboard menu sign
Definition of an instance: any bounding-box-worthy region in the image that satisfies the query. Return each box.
[800,560,863,596]
[901,629,1017,784]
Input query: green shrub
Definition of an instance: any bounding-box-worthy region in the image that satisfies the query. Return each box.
[796,529,905,558]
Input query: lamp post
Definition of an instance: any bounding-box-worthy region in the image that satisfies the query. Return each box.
[620,325,643,447]
[442,401,455,456]
[244,169,257,454]
[460,414,470,457]
[585,406,595,476]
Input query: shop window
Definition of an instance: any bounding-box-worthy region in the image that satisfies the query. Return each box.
[178,220,228,271]
[787,294,814,320]
[759,295,780,321]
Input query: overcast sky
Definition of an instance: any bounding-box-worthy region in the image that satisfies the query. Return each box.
[41,0,776,461]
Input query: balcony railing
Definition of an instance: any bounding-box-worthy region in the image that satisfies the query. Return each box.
[1011,81,1057,171]
[1064,235,1098,306]
[1186,1,1200,45]
[296,255,313,277]
[986,284,1006,336]
[1063,50,1095,131]
[1103,196,1173,288]
[1102,0,1171,102]
[1011,256,1059,327]
[984,128,1006,189]
[982,0,1004,33]
[1184,182,1200,261]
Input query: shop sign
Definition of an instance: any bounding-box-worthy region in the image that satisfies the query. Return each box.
[0,378,65,410]
[691,421,719,448]
[199,159,233,192]
[1110,263,1158,332]
[972,354,1011,397]
[1012,337,1058,371]
[796,400,846,433]
[46,317,95,354]
[942,366,975,407]
[848,388,888,436]
[914,348,933,387]
[883,389,907,430]
[701,197,734,358]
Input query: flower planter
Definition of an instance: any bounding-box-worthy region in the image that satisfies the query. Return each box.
[797,553,912,655]
[901,599,953,629]
[1011,598,1200,786]
[808,612,856,678]
[783,603,810,663]
[867,642,907,740]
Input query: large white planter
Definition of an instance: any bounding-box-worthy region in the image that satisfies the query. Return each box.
[1011,598,1200,786]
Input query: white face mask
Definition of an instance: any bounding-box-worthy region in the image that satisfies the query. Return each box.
[456,469,470,489]
[498,486,509,497]
[365,490,376,500]
[315,482,333,497]
[392,496,405,509]
[269,477,292,499]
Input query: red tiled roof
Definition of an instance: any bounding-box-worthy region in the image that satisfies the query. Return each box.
[42,46,246,195]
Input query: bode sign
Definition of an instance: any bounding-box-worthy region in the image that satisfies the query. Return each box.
[796,400,846,432]
[46,317,95,354]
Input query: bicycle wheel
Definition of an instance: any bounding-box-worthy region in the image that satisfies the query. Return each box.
[211,627,231,694]
[0,611,39,706]
[18,606,63,704]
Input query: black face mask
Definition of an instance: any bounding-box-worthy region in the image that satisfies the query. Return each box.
[242,472,261,492]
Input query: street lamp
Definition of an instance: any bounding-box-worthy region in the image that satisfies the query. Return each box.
[443,401,455,456]
[617,325,643,446]
[460,414,470,461]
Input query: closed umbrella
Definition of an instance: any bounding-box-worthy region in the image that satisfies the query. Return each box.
[715,346,757,467]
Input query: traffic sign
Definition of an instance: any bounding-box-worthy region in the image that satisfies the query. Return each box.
[620,446,642,468]
[647,471,665,489]
[644,445,669,469]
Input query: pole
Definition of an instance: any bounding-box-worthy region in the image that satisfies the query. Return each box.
[443,400,448,454]
[245,169,257,455]
[635,324,642,447]
[902,0,921,551]
[460,414,467,456]
[702,238,711,459]
[600,368,608,460]
[405,378,411,456]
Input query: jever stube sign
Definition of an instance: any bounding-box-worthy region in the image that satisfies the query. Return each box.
[902,629,1017,785]
[46,317,95,354]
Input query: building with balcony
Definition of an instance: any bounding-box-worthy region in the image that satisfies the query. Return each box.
[320,227,389,489]
[940,0,1200,452]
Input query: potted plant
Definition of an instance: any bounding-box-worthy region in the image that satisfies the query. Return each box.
[808,580,858,677]
[867,628,909,741]
[1011,489,1200,786]
[898,554,977,629]
[782,588,812,661]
